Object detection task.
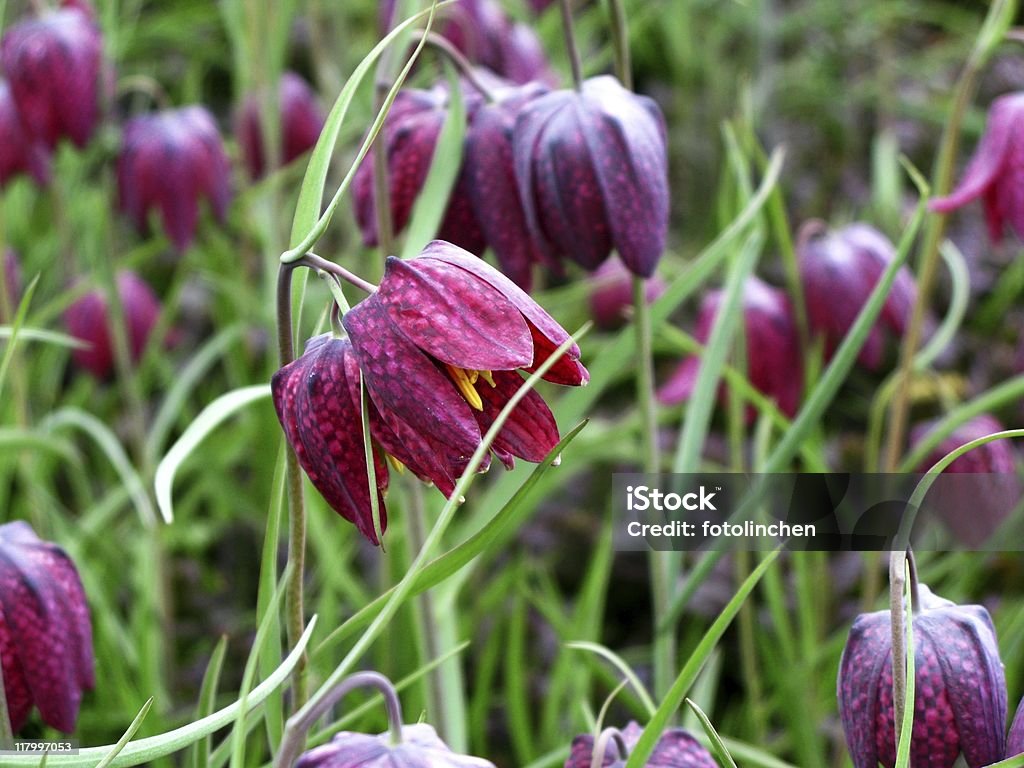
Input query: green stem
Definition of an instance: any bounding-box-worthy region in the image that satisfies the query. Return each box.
[277,672,404,768]
[883,0,1016,470]
[277,261,309,709]
[606,0,632,90]
[559,0,584,89]
[888,549,909,742]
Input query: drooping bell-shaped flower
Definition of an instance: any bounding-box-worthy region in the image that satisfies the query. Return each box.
[837,584,1007,768]
[440,0,554,85]
[0,521,95,733]
[658,276,802,420]
[565,722,717,768]
[64,270,163,379]
[117,106,232,251]
[0,6,102,150]
[236,71,325,179]
[353,82,490,255]
[513,75,669,277]
[463,81,550,289]
[0,80,50,188]
[273,241,588,544]
[295,724,495,768]
[588,254,666,330]
[798,221,916,371]
[931,92,1024,243]
[910,414,1020,547]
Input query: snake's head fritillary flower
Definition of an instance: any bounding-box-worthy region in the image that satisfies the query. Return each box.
[588,255,666,330]
[353,83,489,255]
[295,723,495,768]
[0,6,102,150]
[0,80,50,188]
[931,93,1024,243]
[64,270,163,379]
[117,106,232,251]
[513,75,669,277]
[837,584,1007,768]
[658,276,802,420]
[565,722,717,768]
[271,335,390,545]
[910,414,1020,547]
[0,521,94,733]
[463,81,551,289]
[798,221,916,371]
[236,71,325,179]
[440,0,554,85]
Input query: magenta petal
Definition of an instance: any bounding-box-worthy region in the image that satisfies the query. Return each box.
[271,336,389,544]
[474,369,559,463]
[837,612,889,768]
[658,357,700,406]
[419,241,588,385]
[343,296,482,461]
[377,255,533,371]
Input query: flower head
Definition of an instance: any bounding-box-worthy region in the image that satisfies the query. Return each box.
[273,241,587,544]
[910,414,1020,547]
[64,270,163,379]
[588,255,666,330]
[440,0,554,85]
[295,723,494,768]
[931,92,1024,242]
[837,585,1007,768]
[513,75,669,277]
[658,276,802,420]
[353,82,490,255]
[0,521,94,733]
[463,81,551,289]
[236,71,325,179]
[798,222,916,371]
[565,722,717,768]
[0,79,50,188]
[117,106,232,251]
[0,6,102,150]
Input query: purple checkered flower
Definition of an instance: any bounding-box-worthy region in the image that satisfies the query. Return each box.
[236,71,325,179]
[0,521,94,733]
[565,722,716,768]
[0,80,50,188]
[588,255,665,330]
[295,724,494,768]
[837,585,1007,768]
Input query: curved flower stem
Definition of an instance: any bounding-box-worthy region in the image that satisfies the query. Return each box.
[276,672,404,768]
[591,727,629,768]
[559,0,584,90]
[410,31,499,102]
[300,253,379,293]
[606,0,632,91]
[883,0,1016,470]
[889,548,918,746]
[277,261,309,709]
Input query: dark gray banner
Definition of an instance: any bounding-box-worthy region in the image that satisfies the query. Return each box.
[613,473,1024,551]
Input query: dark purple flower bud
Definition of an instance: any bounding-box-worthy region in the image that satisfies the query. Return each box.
[565,722,717,768]
[658,276,802,420]
[117,106,232,251]
[0,7,102,150]
[837,585,1007,768]
[527,0,556,12]
[0,80,50,188]
[63,270,163,379]
[0,521,94,733]
[274,241,587,544]
[931,92,1024,243]
[353,84,488,255]
[798,221,916,371]
[236,71,325,179]
[588,255,666,330]
[440,0,554,85]
[513,75,669,277]
[295,723,494,768]
[1008,697,1024,758]
[272,335,390,545]
[910,414,1020,547]
[463,82,551,289]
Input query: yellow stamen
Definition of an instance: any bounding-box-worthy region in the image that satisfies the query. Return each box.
[386,454,406,474]
[479,369,496,387]
[446,364,484,411]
